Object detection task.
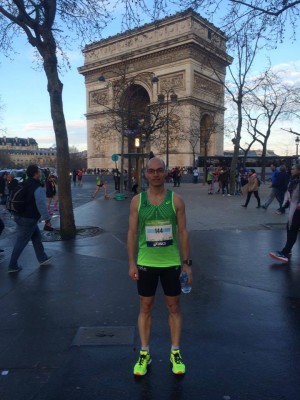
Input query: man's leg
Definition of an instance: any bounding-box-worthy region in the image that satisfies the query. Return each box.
[138,296,155,348]
[165,295,186,374]
[133,296,155,376]
[8,217,37,269]
[31,224,49,263]
[165,295,182,347]
[282,210,300,255]
[263,188,276,208]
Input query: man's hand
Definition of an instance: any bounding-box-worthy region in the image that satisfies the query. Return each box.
[129,264,139,281]
[181,265,192,285]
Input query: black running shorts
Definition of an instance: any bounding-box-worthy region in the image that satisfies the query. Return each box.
[137,265,181,297]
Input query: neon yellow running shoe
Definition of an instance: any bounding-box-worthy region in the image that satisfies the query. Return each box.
[133,350,152,376]
[170,350,186,374]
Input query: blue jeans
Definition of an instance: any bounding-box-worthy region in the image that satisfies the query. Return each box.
[8,216,48,268]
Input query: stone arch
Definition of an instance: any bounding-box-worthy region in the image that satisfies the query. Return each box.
[79,9,232,168]
[122,84,151,131]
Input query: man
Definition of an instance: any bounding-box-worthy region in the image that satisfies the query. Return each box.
[7,164,53,273]
[127,157,192,376]
[261,163,279,209]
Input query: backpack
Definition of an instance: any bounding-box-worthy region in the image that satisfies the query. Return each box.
[257,177,261,187]
[6,182,27,214]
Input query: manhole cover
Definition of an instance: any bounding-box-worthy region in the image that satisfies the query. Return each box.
[72,326,135,346]
[41,226,104,242]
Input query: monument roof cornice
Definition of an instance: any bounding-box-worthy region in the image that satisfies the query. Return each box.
[79,38,231,78]
[83,8,226,54]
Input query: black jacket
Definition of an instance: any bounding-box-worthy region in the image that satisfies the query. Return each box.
[20,178,43,220]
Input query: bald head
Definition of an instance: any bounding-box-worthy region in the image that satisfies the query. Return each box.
[146,157,165,171]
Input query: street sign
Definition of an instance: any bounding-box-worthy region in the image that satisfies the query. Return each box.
[111,154,119,162]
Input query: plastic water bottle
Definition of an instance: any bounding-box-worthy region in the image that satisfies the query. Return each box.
[180,272,192,294]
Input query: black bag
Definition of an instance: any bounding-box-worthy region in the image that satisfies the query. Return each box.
[257,177,261,187]
[6,183,27,214]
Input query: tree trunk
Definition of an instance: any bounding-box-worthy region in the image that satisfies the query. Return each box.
[230,99,243,194]
[42,40,76,238]
[261,143,268,183]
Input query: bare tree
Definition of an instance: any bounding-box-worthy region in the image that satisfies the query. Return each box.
[206,10,265,192]
[0,1,112,237]
[243,68,300,180]
[181,1,300,42]
[0,0,174,236]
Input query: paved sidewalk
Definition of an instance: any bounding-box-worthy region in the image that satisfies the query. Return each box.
[0,183,299,400]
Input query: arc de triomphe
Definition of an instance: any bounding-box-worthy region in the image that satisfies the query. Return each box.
[79,9,232,169]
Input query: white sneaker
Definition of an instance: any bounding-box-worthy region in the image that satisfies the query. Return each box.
[40,256,52,266]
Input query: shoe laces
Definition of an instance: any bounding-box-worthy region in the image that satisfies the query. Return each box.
[172,351,183,364]
[137,353,148,366]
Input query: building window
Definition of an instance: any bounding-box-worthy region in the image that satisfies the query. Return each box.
[208,29,212,40]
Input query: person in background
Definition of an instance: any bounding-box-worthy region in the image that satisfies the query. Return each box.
[269,164,300,263]
[77,169,83,187]
[219,166,230,196]
[92,173,108,199]
[261,163,279,210]
[113,168,121,191]
[123,169,128,191]
[7,164,53,274]
[173,167,181,187]
[0,172,8,210]
[239,166,249,189]
[72,169,77,186]
[7,174,19,194]
[241,169,260,208]
[206,166,214,194]
[46,175,58,214]
[275,165,289,214]
[192,167,199,184]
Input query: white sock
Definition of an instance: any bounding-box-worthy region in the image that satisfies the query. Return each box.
[171,346,180,352]
[141,346,149,353]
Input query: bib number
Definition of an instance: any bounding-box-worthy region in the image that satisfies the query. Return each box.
[145,221,173,247]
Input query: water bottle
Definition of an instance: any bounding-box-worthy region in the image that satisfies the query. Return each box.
[180,272,192,294]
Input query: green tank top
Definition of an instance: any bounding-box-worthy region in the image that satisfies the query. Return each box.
[137,190,181,267]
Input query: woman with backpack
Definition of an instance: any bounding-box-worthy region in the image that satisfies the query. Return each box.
[241,169,261,208]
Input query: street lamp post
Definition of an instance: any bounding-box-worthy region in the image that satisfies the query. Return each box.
[156,87,178,169]
[295,136,299,156]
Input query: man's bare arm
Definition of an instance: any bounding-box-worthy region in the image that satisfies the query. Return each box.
[127,195,140,280]
[174,194,192,284]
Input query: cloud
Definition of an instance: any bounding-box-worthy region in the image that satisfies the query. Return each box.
[23,119,86,132]
[271,60,300,86]
[13,119,87,150]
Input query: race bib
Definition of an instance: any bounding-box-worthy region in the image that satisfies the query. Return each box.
[145,220,173,247]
